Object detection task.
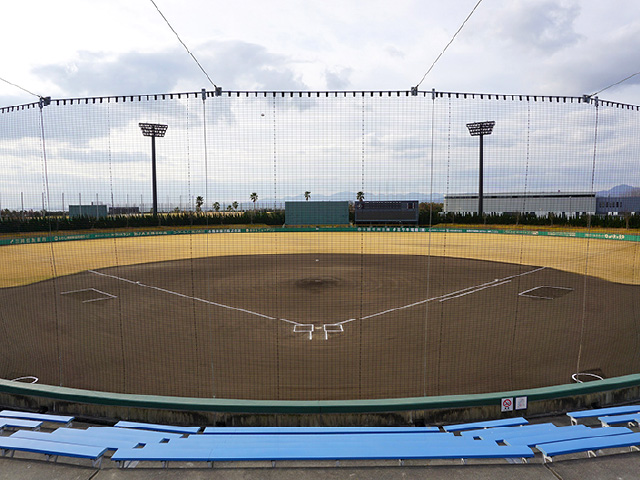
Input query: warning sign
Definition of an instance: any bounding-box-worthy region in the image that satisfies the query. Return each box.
[501,397,514,412]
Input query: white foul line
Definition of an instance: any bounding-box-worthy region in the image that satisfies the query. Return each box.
[88,269,298,324]
[334,266,547,325]
[89,265,546,340]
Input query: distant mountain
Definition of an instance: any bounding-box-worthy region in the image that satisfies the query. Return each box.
[598,184,640,197]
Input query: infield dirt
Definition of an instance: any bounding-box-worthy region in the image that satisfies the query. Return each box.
[1,247,638,401]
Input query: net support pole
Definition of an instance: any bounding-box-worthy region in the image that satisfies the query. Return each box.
[478,133,483,216]
[151,135,158,216]
[139,123,168,217]
[466,121,495,217]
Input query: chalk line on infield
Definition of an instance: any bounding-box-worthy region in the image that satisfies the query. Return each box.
[90,265,546,341]
[61,287,117,303]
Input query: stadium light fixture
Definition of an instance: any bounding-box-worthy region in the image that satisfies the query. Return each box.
[466,121,495,216]
[139,123,168,216]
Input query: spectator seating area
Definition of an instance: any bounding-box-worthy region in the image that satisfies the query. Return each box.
[0,406,640,468]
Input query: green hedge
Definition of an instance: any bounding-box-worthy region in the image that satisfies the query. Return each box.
[2,210,640,235]
[0,211,286,234]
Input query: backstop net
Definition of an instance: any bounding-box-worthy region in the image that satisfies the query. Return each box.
[1,90,639,401]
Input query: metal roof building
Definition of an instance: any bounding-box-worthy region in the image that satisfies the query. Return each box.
[596,196,640,214]
[444,192,596,216]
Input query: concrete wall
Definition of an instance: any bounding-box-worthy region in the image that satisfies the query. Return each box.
[69,204,107,218]
[285,201,349,226]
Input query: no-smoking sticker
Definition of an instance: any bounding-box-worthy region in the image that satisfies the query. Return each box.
[501,397,514,412]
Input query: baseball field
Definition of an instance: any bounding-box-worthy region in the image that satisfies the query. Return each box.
[1,230,639,400]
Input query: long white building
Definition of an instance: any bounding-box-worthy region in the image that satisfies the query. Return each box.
[444,192,596,216]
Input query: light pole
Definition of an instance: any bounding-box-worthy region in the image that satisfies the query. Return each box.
[466,121,495,216]
[139,123,168,216]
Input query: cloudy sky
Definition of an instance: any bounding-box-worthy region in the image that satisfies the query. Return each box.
[1,0,640,105]
[2,0,640,210]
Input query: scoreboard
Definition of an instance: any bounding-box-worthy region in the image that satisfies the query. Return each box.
[354,201,419,224]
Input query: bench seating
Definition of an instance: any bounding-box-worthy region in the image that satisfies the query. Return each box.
[0,417,42,433]
[114,420,201,435]
[202,426,440,434]
[598,413,640,427]
[536,431,640,462]
[10,430,142,451]
[461,422,559,441]
[502,425,632,447]
[0,410,74,427]
[85,426,182,442]
[567,405,640,425]
[0,436,106,468]
[443,417,528,432]
[111,432,533,467]
[167,432,474,450]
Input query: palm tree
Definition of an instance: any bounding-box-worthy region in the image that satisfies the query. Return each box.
[232,201,239,211]
[356,191,365,202]
[250,193,258,224]
[195,196,204,213]
[226,205,233,212]
[213,201,220,212]
[304,191,311,201]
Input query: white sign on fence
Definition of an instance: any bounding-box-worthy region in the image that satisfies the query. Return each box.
[515,396,528,410]
[501,397,514,412]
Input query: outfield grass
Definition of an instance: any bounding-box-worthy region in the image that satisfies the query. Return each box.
[1,230,639,288]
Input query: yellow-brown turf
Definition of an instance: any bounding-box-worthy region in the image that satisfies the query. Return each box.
[1,231,639,288]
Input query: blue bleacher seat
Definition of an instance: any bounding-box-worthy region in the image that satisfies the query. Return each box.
[202,426,440,434]
[0,436,106,468]
[111,432,534,467]
[0,410,74,427]
[114,420,200,434]
[536,431,640,462]
[443,417,528,432]
[567,405,640,425]
[503,425,632,447]
[597,413,640,427]
[10,430,141,451]
[0,417,42,433]
[85,426,182,442]
[460,422,558,441]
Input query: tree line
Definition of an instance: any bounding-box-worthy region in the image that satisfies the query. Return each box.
[2,203,640,234]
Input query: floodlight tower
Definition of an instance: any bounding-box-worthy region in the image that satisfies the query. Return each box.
[139,123,168,216]
[466,121,495,216]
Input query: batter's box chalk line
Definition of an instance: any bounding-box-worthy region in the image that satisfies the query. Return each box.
[293,324,314,340]
[292,322,347,340]
[60,288,117,303]
[323,323,344,340]
[518,285,574,300]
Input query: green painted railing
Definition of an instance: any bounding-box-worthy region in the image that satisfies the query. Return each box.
[1,375,640,414]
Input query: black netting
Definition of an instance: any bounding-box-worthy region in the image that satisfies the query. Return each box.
[1,90,639,400]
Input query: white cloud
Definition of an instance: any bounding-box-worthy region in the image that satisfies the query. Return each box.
[3,0,640,211]
[493,1,583,54]
[1,0,640,103]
